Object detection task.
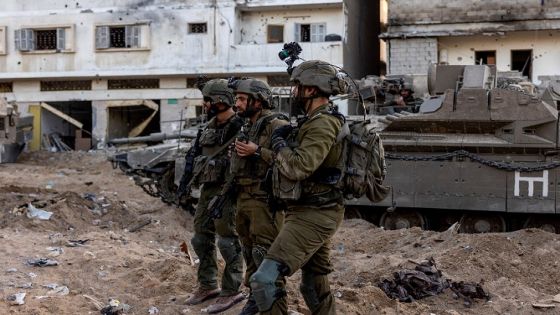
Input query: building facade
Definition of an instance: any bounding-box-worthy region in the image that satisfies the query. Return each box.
[382,0,560,84]
[0,0,348,149]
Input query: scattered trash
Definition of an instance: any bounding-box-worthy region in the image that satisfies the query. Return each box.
[52,285,70,296]
[7,292,26,305]
[46,247,64,257]
[45,180,55,189]
[84,251,96,259]
[379,257,489,306]
[100,299,131,315]
[66,239,90,247]
[336,243,345,255]
[334,291,342,298]
[6,268,18,273]
[43,283,59,290]
[26,203,53,220]
[16,282,33,289]
[148,306,160,314]
[27,258,59,267]
[532,303,556,309]
[28,272,37,278]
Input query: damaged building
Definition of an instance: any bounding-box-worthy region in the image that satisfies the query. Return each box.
[381,0,560,86]
[0,0,381,150]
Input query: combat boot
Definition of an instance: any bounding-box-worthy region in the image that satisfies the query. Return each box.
[207,292,245,314]
[238,295,259,315]
[185,287,221,305]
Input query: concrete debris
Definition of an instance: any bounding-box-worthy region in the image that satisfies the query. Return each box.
[26,203,53,220]
[66,239,90,247]
[27,258,59,267]
[7,292,26,305]
[148,306,160,314]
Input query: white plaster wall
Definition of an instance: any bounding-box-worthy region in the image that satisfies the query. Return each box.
[239,7,343,44]
[438,30,560,84]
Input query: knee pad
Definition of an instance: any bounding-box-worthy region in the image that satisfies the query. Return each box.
[249,259,283,312]
[251,245,267,267]
[217,236,241,261]
[191,233,213,255]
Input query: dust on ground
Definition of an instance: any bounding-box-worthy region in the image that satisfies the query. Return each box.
[1,151,559,315]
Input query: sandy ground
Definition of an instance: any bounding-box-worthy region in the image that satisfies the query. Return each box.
[1,151,560,315]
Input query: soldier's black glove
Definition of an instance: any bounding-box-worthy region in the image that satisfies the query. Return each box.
[208,194,227,219]
[271,125,293,153]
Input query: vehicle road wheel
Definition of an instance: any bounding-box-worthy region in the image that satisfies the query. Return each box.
[157,166,177,203]
[379,209,426,230]
[459,214,506,233]
[523,216,559,234]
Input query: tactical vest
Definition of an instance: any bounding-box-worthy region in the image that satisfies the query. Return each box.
[193,115,244,184]
[231,111,288,189]
[278,105,344,205]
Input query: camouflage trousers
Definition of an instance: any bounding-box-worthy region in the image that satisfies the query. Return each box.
[236,191,287,314]
[266,203,345,315]
[191,183,243,296]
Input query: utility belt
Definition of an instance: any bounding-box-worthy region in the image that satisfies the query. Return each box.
[237,177,265,194]
[272,166,342,206]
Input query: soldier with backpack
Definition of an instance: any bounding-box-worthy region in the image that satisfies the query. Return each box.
[185,79,245,314]
[226,78,291,314]
[249,60,349,314]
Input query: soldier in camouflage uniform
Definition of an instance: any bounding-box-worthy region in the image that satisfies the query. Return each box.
[186,79,245,314]
[250,61,348,315]
[228,78,290,315]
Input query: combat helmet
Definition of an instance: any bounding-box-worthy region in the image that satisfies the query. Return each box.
[231,78,273,109]
[202,79,235,107]
[290,60,347,96]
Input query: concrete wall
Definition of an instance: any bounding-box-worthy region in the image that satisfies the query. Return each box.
[388,38,437,75]
[239,7,343,44]
[439,31,560,84]
[388,0,560,25]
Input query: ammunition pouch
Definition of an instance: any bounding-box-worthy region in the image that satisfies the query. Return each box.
[193,155,228,184]
[272,166,301,201]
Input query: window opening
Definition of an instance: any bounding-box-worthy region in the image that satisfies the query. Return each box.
[189,23,207,34]
[511,49,532,80]
[474,51,496,65]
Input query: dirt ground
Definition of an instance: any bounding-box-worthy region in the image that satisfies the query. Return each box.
[1,151,560,315]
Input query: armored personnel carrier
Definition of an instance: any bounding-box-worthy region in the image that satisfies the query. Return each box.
[348,64,560,233]
[107,129,198,205]
[0,98,33,163]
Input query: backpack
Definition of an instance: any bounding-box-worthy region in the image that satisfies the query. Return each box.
[338,119,390,202]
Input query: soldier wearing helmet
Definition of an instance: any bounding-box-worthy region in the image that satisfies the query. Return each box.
[185,79,245,313]
[227,78,290,314]
[250,61,347,314]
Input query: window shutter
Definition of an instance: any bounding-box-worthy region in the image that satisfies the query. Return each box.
[56,28,66,50]
[294,23,301,42]
[14,29,21,51]
[16,29,34,51]
[311,23,325,42]
[95,26,109,49]
[125,25,141,48]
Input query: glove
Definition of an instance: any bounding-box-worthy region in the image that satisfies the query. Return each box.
[272,125,293,139]
[208,194,226,219]
[271,125,292,153]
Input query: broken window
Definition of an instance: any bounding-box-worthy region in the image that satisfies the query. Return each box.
[267,25,284,43]
[0,118,4,131]
[0,82,13,92]
[15,27,69,52]
[40,80,92,91]
[295,23,326,42]
[95,25,143,49]
[189,23,207,34]
[108,79,160,89]
[511,50,532,80]
[474,51,496,65]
